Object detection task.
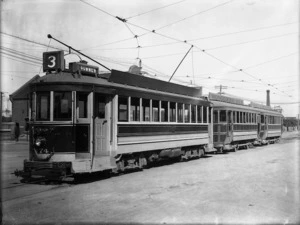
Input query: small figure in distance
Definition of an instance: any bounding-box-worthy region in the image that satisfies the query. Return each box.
[14,122,20,142]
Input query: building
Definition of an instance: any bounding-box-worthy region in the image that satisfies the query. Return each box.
[9,75,40,131]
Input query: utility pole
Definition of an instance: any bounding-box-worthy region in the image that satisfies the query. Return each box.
[0,92,9,127]
[0,93,2,127]
[0,92,4,127]
[297,113,299,131]
[215,85,228,95]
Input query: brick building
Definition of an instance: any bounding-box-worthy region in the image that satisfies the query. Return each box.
[9,75,40,131]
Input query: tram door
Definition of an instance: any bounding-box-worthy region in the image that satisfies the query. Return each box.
[94,94,110,156]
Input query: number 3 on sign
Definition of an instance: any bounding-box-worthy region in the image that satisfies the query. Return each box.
[48,56,56,68]
[43,50,64,72]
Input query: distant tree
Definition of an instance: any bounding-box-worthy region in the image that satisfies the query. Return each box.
[283,117,298,129]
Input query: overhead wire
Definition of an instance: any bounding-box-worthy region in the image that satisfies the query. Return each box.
[2,55,41,67]
[1,52,41,65]
[77,0,296,98]
[125,0,186,20]
[0,32,63,50]
[206,32,298,51]
[189,21,298,41]
[243,51,299,70]
[0,46,42,62]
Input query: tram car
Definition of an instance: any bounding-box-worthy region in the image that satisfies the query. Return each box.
[209,92,283,152]
[15,50,215,180]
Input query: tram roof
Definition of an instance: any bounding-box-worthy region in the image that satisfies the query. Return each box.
[211,100,282,116]
[32,69,211,106]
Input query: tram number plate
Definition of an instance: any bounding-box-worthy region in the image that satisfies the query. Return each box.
[43,50,65,72]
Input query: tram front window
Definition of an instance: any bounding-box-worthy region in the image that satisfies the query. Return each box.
[77,92,88,118]
[54,92,72,121]
[36,92,50,121]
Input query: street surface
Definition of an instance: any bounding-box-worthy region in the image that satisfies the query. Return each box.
[1,131,300,224]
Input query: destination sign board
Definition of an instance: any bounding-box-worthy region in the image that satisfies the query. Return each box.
[69,62,99,77]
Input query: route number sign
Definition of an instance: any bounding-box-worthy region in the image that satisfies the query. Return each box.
[43,51,65,72]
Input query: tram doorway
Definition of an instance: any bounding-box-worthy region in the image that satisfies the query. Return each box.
[94,94,110,156]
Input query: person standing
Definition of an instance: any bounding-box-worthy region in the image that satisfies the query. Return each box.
[14,122,20,142]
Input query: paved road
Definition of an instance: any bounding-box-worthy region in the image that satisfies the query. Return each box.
[1,132,300,224]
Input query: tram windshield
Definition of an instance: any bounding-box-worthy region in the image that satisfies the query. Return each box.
[36,92,50,121]
[54,92,72,120]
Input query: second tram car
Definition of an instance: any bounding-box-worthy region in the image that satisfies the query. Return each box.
[209,92,283,152]
[15,52,215,180]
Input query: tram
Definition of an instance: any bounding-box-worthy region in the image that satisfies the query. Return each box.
[209,92,283,152]
[15,50,215,180]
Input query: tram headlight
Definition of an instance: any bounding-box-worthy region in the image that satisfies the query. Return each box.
[35,137,46,147]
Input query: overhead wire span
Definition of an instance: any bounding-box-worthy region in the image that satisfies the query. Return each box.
[206,32,299,51]
[76,0,295,97]
[0,32,63,50]
[189,21,298,41]
[153,0,234,31]
[2,55,41,67]
[243,51,299,70]
[125,0,186,20]
[80,37,135,50]
[0,46,42,62]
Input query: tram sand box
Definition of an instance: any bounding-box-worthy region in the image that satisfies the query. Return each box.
[14,50,283,180]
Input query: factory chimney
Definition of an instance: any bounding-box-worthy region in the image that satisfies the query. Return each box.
[266,90,270,106]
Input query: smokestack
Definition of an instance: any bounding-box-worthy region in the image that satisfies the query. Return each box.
[266,90,270,106]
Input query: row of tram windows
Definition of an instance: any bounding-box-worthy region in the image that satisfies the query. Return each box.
[118,96,210,123]
[213,110,281,124]
[31,91,99,121]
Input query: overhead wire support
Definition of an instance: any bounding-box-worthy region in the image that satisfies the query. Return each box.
[168,45,193,82]
[47,34,111,71]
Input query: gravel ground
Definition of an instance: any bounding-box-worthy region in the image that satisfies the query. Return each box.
[1,131,299,224]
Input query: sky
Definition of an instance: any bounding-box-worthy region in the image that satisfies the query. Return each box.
[1,0,299,117]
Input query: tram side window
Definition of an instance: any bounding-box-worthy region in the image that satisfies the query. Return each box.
[184,104,190,123]
[191,105,196,123]
[142,99,150,121]
[152,100,159,122]
[77,92,88,118]
[203,106,207,123]
[261,115,264,123]
[54,92,72,121]
[36,92,50,121]
[161,101,168,122]
[213,110,218,123]
[177,103,183,123]
[118,96,128,122]
[237,112,240,123]
[220,110,226,122]
[130,97,140,121]
[170,102,176,122]
[197,106,202,123]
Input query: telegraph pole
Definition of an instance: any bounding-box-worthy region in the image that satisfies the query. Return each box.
[215,85,228,95]
[297,113,299,131]
[0,92,4,127]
